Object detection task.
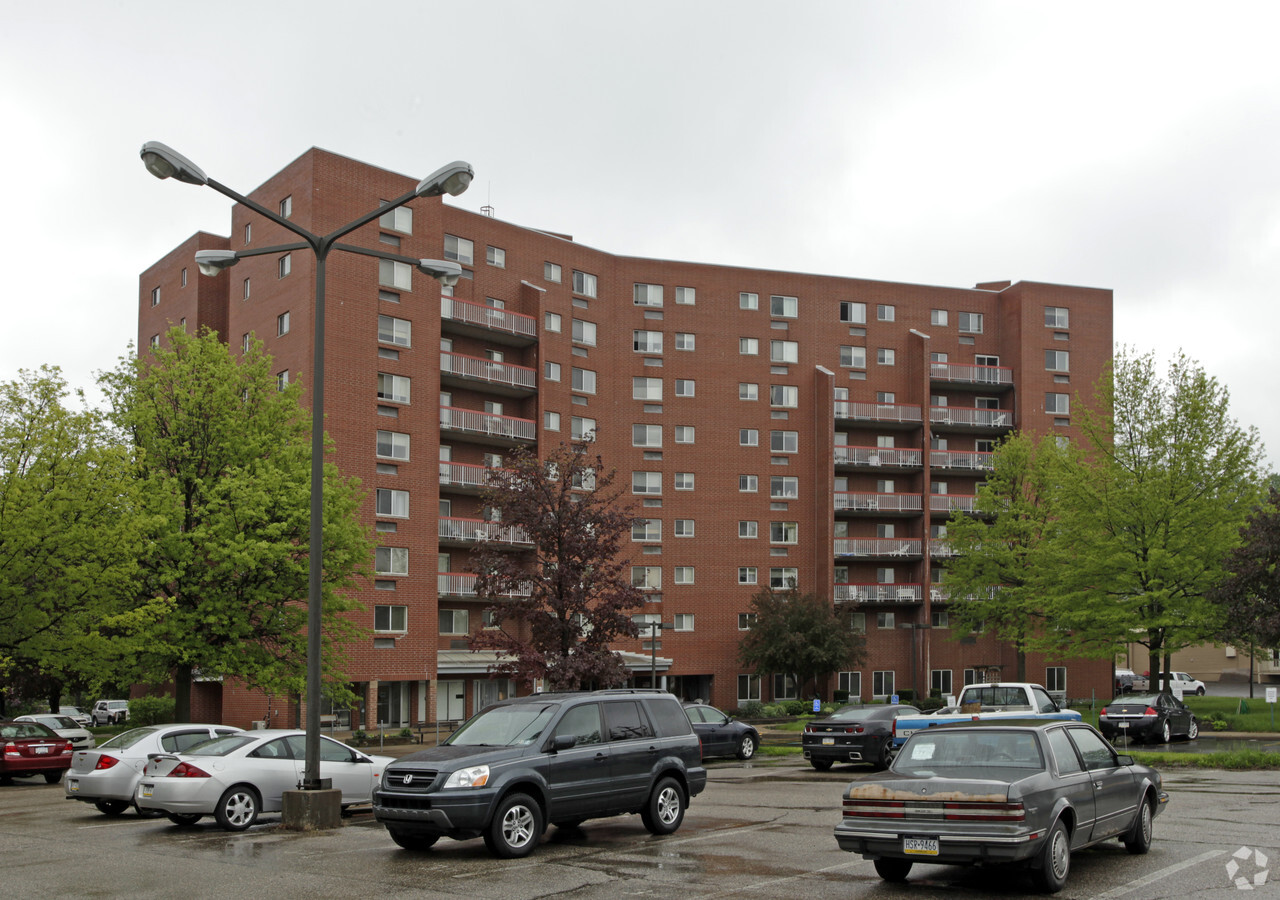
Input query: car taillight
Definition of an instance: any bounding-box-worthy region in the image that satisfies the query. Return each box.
[1144,707,1158,716]
[169,762,212,778]
[1100,707,1108,716]
[944,801,1026,822]
[803,725,813,734]
[94,755,120,770]
[843,799,905,818]
[3,742,16,756]
[62,741,73,754]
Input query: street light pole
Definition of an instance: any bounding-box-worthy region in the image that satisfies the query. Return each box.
[140,143,470,820]
[648,622,672,689]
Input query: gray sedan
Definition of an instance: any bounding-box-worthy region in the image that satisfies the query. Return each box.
[834,720,1168,894]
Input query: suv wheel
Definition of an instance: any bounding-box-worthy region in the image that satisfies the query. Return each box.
[641,776,686,835]
[486,792,542,858]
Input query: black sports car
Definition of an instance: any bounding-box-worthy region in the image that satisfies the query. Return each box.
[1099,693,1199,744]
[803,704,920,771]
[683,704,760,760]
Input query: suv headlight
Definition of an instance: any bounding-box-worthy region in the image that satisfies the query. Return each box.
[443,765,490,789]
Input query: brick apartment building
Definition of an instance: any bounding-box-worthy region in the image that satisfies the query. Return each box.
[138,148,1114,730]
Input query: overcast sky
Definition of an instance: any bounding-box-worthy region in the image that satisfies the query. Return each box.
[4,2,1278,471]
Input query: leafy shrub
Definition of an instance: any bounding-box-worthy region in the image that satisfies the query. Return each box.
[350,729,369,746]
[735,701,765,719]
[781,700,810,716]
[398,727,414,740]
[916,696,946,712]
[128,696,175,727]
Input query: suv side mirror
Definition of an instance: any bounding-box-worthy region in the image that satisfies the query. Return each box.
[551,734,578,752]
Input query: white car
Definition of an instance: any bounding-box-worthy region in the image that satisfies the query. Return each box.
[134,730,393,830]
[65,724,243,816]
[58,707,92,727]
[13,715,95,751]
[1169,672,1207,696]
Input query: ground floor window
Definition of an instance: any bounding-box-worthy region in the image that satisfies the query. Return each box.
[475,678,515,713]
[838,671,861,701]
[773,674,798,700]
[1045,666,1067,694]
[738,674,761,705]
[872,670,895,699]
[931,669,953,697]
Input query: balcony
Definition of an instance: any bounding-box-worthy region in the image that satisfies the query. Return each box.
[440,406,536,447]
[930,362,1014,391]
[930,450,994,472]
[930,540,956,558]
[834,445,922,471]
[440,352,536,397]
[930,406,1013,432]
[438,572,532,599]
[441,297,538,346]
[439,461,501,495]
[834,583,923,603]
[929,494,978,514]
[834,538,923,559]
[834,492,923,515]
[438,516,533,549]
[835,401,922,429]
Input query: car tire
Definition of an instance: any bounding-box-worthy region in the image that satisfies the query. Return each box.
[167,813,203,826]
[1187,718,1199,740]
[873,740,893,771]
[736,735,757,760]
[1196,687,1205,696]
[94,799,130,817]
[214,785,260,831]
[1123,796,1153,855]
[43,771,63,784]
[389,830,439,851]
[1160,721,1171,744]
[641,776,686,835]
[1030,819,1071,893]
[874,858,913,882]
[487,792,543,858]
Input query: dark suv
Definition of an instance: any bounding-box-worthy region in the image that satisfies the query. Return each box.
[373,689,707,858]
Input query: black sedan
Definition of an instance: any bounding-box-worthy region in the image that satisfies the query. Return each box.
[1099,693,1199,744]
[803,704,920,771]
[683,704,760,760]
[834,720,1168,893]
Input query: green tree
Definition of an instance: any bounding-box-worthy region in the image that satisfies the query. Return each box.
[1211,487,1280,696]
[100,328,373,721]
[472,440,643,691]
[941,432,1062,682]
[0,367,145,715]
[1044,349,1264,688]
[737,587,865,700]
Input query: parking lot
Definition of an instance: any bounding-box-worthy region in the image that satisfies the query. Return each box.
[3,760,1276,899]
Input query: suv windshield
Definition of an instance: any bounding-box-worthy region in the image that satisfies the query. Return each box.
[445,704,557,747]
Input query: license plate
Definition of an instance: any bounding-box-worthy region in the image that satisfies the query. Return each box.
[822,737,835,745]
[904,837,939,856]
[68,779,79,792]
[140,784,153,799]
[34,746,49,755]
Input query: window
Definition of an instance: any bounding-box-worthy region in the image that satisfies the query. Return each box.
[877,348,896,366]
[631,566,661,589]
[377,373,410,404]
[633,330,663,353]
[674,519,694,537]
[375,605,407,632]
[376,430,410,460]
[150,287,160,307]
[675,472,695,490]
[544,312,562,333]
[542,262,562,282]
[1046,667,1067,693]
[545,361,561,381]
[738,520,758,538]
[278,254,291,279]
[738,674,761,703]
[770,295,798,318]
[931,669,953,696]
[877,391,895,403]
[379,203,412,233]
[279,195,292,218]
[632,424,661,447]
[276,371,290,391]
[738,567,757,585]
[769,340,798,364]
[378,315,411,347]
[632,519,662,542]
[850,613,866,634]
[872,671,895,699]
[674,566,695,584]
[770,476,798,499]
[149,334,160,349]
[769,385,798,408]
[731,337,757,357]
[242,278,251,300]
[739,382,759,401]
[443,235,474,265]
[675,379,695,397]
[675,332,695,351]
[674,425,695,443]
[739,428,759,447]
[876,611,896,629]
[375,547,409,576]
[770,521,798,544]
[572,270,597,297]
[675,287,695,305]
[244,222,251,244]
[376,488,409,518]
[241,333,251,353]
[877,304,895,322]
[770,431,798,453]
[181,268,187,287]
[438,608,469,635]
[931,609,949,629]
[959,312,984,334]
[378,259,412,290]
[1045,350,1070,372]
[632,471,662,495]
[571,367,596,394]
[572,319,597,345]
[931,309,948,326]
[838,671,862,698]
[769,567,798,589]
[572,469,596,491]
[277,312,290,336]
[839,301,865,324]
[1046,392,1070,414]
[840,346,866,368]
[740,292,759,310]
[545,411,560,431]
[571,417,597,440]
[1045,307,1069,328]
[486,246,505,268]
[739,474,758,492]
[633,377,661,400]
[633,283,664,307]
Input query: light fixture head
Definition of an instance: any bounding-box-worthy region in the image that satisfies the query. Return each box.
[194,249,240,277]
[140,141,208,186]
[417,258,463,287]
[415,161,474,198]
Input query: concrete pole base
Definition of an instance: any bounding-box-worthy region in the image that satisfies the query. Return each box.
[281,788,343,831]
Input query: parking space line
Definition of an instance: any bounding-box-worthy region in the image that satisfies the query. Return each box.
[701,858,868,898]
[1093,849,1226,898]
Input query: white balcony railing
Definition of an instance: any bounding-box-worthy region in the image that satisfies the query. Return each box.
[834,445,923,468]
[930,406,1012,428]
[438,572,532,598]
[930,362,1013,386]
[834,401,923,424]
[930,450,994,470]
[929,494,978,513]
[440,406,537,442]
[834,492,923,513]
[441,296,537,339]
[441,352,536,391]
[834,583,923,603]
[439,461,501,491]
[834,538,922,557]
[438,516,532,546]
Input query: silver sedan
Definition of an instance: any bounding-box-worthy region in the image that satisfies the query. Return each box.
[135,730,393,830]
